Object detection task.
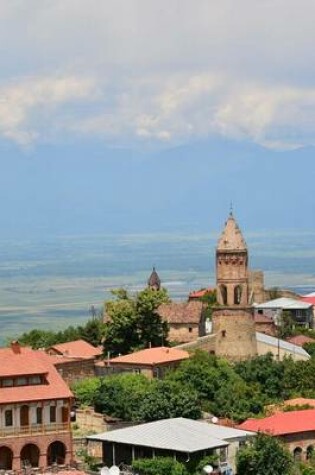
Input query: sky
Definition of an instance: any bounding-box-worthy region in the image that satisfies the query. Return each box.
[0,1,314,236]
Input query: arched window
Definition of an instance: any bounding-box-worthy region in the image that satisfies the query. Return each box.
[220,285,227,305]
[47,441,66,466]
[0,446,13,470]
[293,447,302,461]
[307,445,314,460]
[234,285,242,304]
[20,444,40,468]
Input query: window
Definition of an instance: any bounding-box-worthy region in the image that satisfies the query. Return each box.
[221,330,226,338]
[50,406,56,423]
[29,376,41,385]
[220,285,228,305]
[2,378,13,387]
[36,407,42,424]
[189,327,193,333]
[258,309,263,315]
[234,285,242,304]
[5,410,13,426]
[16,377,27,386]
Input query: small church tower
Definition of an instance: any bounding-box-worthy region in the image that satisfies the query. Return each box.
[212,212,257,360]
[147,267,161,291]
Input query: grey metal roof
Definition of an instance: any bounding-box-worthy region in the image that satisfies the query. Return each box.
[88,418,250,453]
[256,332,310,358]
[254,297,312,310]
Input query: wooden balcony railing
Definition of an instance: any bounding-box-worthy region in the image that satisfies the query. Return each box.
[0,422,69,438]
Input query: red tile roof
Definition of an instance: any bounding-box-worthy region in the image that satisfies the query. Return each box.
[48,339,102,359]
[157,301,204,324]
[286,335,315,347]
[189,288,214,299]
[109,346,189,366]
[0,345,73,404]
[238,409,315,436]
[301,296,315,305]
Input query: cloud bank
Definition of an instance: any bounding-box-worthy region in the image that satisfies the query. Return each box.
[0,0,314,149]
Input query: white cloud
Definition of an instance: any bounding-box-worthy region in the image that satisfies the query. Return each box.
[0,75,97,145]
[0,1,314,149]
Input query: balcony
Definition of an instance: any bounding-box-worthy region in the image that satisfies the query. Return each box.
[0,422,69,438]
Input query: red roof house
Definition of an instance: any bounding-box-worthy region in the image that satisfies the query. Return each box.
[105,346,189,379]
[238,410,315,461]
[0,342,73,471]
[46,339,103,384]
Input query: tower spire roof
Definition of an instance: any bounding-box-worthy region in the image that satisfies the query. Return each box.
[147,266,161,290]
[217,213,247,251]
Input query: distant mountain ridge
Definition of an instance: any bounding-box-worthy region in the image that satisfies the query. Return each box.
[0,137,314,238]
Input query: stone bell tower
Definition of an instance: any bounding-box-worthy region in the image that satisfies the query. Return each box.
[212,212,257,360]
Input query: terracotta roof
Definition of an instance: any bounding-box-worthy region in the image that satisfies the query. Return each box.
[286,335,315,347]
[217,213,247,251]
[284,398,315,408]
[157,301,204,324]
[47,339,102,358]
[189,288,214,299]
[109,346,189,366]
[238,409,315,436]
[301,296,315,305]
[254,314,275,324]
[0,345,73,404]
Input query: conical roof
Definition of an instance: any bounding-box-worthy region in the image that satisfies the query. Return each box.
[217,213,247,251]
[148,267,161,289]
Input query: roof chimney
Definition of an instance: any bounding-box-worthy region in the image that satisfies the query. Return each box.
[11,341,21,354]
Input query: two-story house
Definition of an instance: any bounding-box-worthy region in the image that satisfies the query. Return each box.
[0,341,73,471]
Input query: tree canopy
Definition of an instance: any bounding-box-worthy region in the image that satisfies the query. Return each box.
[103,287,170,356]
[237,433,293,475]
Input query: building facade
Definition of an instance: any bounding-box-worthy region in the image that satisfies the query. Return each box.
[0,342,73,471]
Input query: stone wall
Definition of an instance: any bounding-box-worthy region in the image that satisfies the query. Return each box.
[212,307,257,361]
[248,270,265,304]
[168,323,199,344]
[55,359,96,385]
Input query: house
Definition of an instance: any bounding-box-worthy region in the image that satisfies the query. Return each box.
[254,314,277,336]
[188,288,214,300]
[157,301,206,343]
[46,339,103,384]
[104,346,189,379]
[286,335,315,347]
[254,297,313,329]
[0,341,73,471]
[256,331,310,361]
[238,409,315,462]
[88,417,254,473]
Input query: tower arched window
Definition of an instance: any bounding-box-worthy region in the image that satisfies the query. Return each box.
[220,285,227,305]
[234,285,242,304]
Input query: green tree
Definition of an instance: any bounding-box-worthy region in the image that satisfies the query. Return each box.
[94,373,150,420]
[237,433,293,475]
[303,342,315,359]
[138,380,201,421]
[79,317,105,347]
[72,377,102,407]
[132,457,187,475]
[103,288,170,356]
[18,329,57,349]
[234,353,288,401]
